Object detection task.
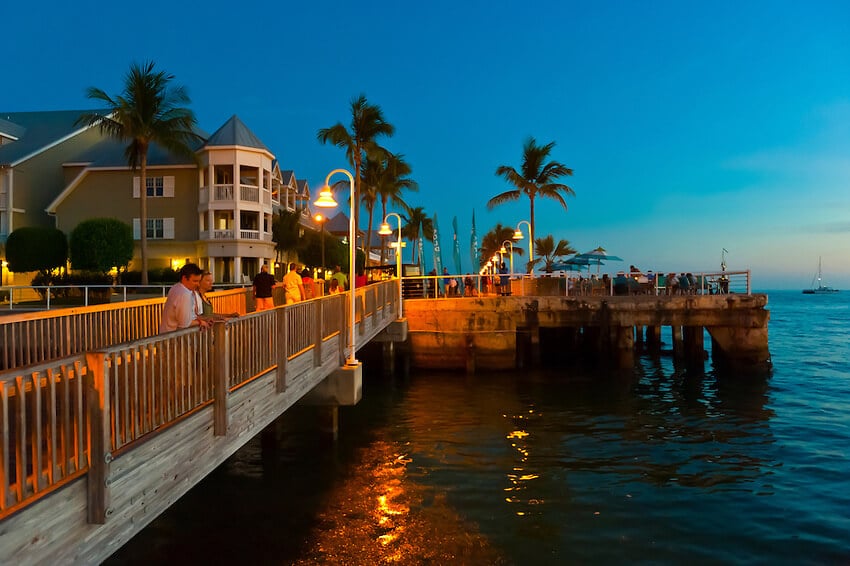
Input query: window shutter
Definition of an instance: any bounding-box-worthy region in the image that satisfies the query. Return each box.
[163,218,175,239]
[163,176,175,197]
[132,218,141,239]
[133,177,140,198]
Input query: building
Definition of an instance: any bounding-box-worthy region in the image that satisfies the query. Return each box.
[0,110,302,283]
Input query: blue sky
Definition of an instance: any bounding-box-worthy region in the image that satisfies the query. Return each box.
[6,0,850,289]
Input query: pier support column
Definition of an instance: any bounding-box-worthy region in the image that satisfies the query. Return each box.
[683,326,705,369]
[645,326,661,353]
[707,326,771,373]
[382,341,395,377]
[671,325,684,359]
[613,325,635,369]
[319,406,339,442]
[465,334,476,374]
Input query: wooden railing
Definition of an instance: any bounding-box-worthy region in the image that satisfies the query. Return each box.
[0,281,399,521]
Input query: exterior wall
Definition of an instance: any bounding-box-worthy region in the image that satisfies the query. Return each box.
[5,127,104,232]
[54,166,200,270]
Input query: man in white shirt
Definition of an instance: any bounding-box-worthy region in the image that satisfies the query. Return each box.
[159,263,211,333]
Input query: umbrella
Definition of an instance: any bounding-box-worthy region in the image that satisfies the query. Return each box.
[550,256,591,272]
[575,247,623,274]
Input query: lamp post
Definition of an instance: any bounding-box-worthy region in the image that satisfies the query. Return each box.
[378,212,404,319]
[500,240,514,275]
[513,220,533,278]
[314,213,328,275]
[314,168,358,366]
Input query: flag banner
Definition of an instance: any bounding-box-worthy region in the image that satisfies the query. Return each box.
[432,213,444,296]
[417,220,426,276]
[452,215,463,295]
[470,209,480,273]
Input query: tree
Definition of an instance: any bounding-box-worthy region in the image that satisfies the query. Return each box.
[533,235,576,273]
[316,94,394,244]
[362,152,417,263]
[480,223,524,270]
[271,209,303,264]
[70,218,134,272]
[488,137,574,271]
[5,227,68,274]
[77,61,202,285]
[401,207,434,265]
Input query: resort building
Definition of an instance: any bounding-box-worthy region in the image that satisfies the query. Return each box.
[0,110,307,283]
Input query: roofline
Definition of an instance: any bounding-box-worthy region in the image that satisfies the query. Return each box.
[61,163,197,171]
[202,144,275,160]
[45,168,90,214]
[11,111,114,167]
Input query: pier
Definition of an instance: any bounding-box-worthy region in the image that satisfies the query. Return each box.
[0,273,770,563]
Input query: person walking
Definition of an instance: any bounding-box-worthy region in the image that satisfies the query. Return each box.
[253,264,277,311]
[331,265,348,292]
[283,262,306,305]
[160,263,210,333]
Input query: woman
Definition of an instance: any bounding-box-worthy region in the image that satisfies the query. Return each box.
[197,271,238,320]
[301,268,314,299]
[328,278,342,294]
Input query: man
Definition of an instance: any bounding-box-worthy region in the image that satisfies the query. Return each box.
[283,262,306,305]
[331,265,348,292]
[253,264,277,311]
[159,263,210,333]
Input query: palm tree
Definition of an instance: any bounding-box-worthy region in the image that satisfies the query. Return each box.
[533,235,576,273]
[77,61,201,284]
[488,137,574,271]
[317,94,394,239]
[377,153,417,263]
[480,223,524,270]
[401,207,434,264]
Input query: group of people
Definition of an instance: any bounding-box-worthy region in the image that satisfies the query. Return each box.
[159,262,353,334]
[159,263,237,333]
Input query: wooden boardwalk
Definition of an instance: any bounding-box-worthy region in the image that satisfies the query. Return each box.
[0,281,400,564]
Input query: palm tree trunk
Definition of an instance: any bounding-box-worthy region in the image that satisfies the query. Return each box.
[380,197,388,264]
[140,153,149,285]
[365,207,374,267]
[529,195,535,274]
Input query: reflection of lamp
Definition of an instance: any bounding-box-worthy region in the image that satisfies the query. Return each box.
[378,212,404,319]
[513,220,533,277]
[314,213,328,271]
[315,169,357,366]
[500,240,514,275]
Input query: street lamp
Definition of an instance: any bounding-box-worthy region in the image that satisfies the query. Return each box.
[513,220,533,278]
[500,240,514,275]
[314,168,358,366]
[314,213,328,275]
[378,212,404,319]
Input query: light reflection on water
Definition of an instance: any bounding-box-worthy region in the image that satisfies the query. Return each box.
[108,291,850,565]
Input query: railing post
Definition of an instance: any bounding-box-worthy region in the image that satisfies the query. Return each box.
[275,307,288,393]
[313,300,323,368]
[84,351,110,524]
[212,321,228,436]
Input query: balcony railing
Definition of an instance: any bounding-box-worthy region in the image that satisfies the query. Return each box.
[214,229,234,239]
[199,185,272,207]
[240,230,260,240]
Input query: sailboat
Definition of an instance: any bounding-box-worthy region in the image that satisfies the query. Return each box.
[802,257,839,294]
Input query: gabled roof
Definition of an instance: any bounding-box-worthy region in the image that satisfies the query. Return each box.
[296,179,309,195]
[0,109,209,168]
[204,115,270,151]
[0,109,107,166]
[281,170,295,185]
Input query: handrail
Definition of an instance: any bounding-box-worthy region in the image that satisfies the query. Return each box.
[0,280,398,520]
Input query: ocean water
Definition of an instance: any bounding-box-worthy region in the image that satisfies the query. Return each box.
[108,290,850,565]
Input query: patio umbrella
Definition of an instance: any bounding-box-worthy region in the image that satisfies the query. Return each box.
[575,247,623,274]
[550,256,591,272]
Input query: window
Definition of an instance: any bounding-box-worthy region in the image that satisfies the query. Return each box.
[147,218,164,238]
[146,177,164,197]
[133,175,175,198]
[133,218,175,240]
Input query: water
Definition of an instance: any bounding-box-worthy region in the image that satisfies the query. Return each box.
[107,290,850,565]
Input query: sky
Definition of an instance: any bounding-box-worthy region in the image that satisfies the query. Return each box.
[5,0,850,289]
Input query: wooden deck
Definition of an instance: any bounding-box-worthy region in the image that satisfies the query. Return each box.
[0,281,400,564]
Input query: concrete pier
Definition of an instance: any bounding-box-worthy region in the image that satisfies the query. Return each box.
[403,294,770,374]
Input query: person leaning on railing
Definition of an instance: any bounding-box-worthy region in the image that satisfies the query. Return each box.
[196,271,239,321]
[159,263,212,333]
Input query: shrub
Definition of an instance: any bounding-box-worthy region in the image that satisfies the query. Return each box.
[70,218,133,273]
[6,226,68,273]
